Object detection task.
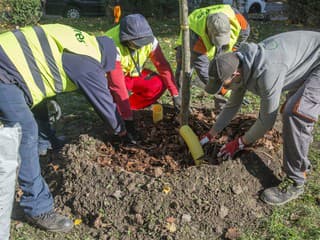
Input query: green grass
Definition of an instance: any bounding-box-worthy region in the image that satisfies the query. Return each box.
[2,16,320,240]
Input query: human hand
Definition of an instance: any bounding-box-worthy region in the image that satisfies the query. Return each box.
[172,95,182,112]
[124,120,135,134]
[124,120,140,140]
[48,99,62,123]
[120,132,137,145]
[199,131,214,146]
[112,130,137,145]
[217,137,245,160]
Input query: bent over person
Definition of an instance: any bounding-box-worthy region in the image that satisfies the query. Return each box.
[105,14,181,133]
[176,4,250,108]
[202,31,320,205]
[0,24,129,232]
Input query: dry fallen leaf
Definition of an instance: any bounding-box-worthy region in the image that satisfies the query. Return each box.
[225,227,241,240]
[165,222,177,233]
[49,163,59,171]
[162,185,171,194]
[74,219,82,225]
[16,188,23,198]
[166,216,176,223]
[93,214,103,229]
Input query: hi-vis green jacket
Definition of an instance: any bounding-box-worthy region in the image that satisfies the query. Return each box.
[177,4,241,59]
[0,24,102,107]
[105,25,153,77]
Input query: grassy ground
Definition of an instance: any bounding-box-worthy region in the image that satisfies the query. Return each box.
[242,125,320,240]
[1,16,320,239]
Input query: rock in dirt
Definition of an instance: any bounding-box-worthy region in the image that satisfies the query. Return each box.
[219,205,229,219]
[231,184,243,195]
[181,214,191,223]
[112,190,122,200]
[135,213,144,225]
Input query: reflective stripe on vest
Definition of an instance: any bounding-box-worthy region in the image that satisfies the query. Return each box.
[177,5,241,59]
[33,26,63,92]
[12,29,47,97]
[106,25,152,77]
[0,24,102,106]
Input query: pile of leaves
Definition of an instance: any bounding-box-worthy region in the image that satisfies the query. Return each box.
[81,107,282,177]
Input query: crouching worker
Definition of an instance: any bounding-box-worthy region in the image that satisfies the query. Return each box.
[175,4,250,110]
[0,23,131,232]
[201,31,320,206]
[105,14,181,133]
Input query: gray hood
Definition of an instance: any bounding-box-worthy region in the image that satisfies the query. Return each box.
[236,42,263,88]
[119,14,154,42]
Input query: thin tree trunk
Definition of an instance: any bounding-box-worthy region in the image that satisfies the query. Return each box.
[179,0,191,125]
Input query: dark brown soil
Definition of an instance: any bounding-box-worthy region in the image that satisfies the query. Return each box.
[42,106,283,240]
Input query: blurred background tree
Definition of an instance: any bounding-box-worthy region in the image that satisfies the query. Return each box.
[287,0,320,25]
[0,0,42,26]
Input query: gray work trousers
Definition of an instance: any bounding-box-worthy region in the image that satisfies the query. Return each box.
[282,66,320,185]
[0,125,21,240]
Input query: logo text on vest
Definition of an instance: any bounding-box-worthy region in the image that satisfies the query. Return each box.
[73,29,86,43]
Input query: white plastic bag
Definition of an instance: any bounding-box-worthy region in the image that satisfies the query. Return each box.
[0,125,21,240]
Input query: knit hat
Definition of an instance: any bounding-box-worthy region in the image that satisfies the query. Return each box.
[120,14,154,48]
[205,52,240,94]
[206,12,230,48]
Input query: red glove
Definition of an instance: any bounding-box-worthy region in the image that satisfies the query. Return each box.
[217,137,245,160]
[200,132,214,146]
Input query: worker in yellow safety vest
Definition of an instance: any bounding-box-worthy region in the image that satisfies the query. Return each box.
[0,23,133,233]
[175,4,250,110]
[105,14,181,134]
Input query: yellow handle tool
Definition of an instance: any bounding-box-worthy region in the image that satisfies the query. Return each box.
[179,125,204,165]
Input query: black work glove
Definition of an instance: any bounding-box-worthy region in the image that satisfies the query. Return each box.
[111,131,137,145]
[124,120,135,134]
[120,132,137,145]
[172,95,182,112]
[124,120,139,140]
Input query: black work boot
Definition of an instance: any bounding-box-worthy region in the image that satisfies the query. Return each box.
[26,210,73,232]
[260,177,304,206]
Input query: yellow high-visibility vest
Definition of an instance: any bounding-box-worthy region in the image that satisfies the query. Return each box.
[106,25,152,77]
[177,4,241,59]
[0,24,102,106]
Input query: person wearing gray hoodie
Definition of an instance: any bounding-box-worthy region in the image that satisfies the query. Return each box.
[201,31,320,205]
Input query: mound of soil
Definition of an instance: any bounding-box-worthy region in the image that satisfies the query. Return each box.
[45,107,283,240]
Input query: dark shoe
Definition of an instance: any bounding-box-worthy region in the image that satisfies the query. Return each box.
[38,135,66,156]
[51,135,66,150]
[260,177,304,206]
[26,210,73,232]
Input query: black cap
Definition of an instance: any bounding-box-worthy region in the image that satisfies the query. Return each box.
[205,52,240,94]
